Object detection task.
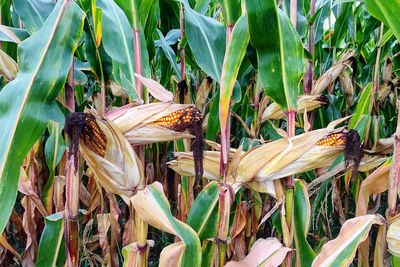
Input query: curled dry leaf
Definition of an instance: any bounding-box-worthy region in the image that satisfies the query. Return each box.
[356,159,390,216]
[225,237,291,267]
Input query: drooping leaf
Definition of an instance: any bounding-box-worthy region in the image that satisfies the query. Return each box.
[225,238,291,267]
[312,215,386,266]
[130,182,201,265]
[156,28,181,80]
[246,0,304,111]
[0,0,85,236]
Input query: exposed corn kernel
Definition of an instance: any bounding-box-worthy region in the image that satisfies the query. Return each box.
[316,132,346,147]
[151,106,202,132]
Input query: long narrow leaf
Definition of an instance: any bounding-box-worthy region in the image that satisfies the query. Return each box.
[219,15,249,165]
[246,0,304,111]
[0,0,85,236]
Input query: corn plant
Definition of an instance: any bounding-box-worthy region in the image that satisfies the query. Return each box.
[1,0,400,266]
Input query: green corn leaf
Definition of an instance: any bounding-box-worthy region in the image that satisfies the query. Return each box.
[0,0,84,236]
[156,28,181,80]
[13,0,55,34]
[365,0,400,41]
[42,121,66,213]
[349,82,373,131]
[36,213,65,267]
[217,0,241,25]
[219,15,249,164]
[187,181,219,240]
[294,180,316,266]
[0,25,29,43]
[246,0,304,112]
[331,3,352,47]
[96,0,141,101]
[182,0,226,81]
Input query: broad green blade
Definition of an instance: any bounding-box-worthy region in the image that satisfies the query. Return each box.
[246,0,304,112]
[183,0,226,82]
[365,0,400,41]
[96,0,140,101]
[13,0,55,34]
[0,26,29,43]
[312,214,385,266]
[0,0,84,236]
[187,181,219,240]
[130,182,201,266]
[36,213,65,267]
[219,15,249,164]
[293,180,316,266]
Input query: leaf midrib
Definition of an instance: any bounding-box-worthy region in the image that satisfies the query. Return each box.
[0,2,69,178]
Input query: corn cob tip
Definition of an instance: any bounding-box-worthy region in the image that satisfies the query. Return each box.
[65,112,107,171]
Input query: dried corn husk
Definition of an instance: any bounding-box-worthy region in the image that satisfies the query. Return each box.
[262,94,327,121]
[339,69,354,107]
[312,50,355,95]
[237,118,351,182]
[168,118,361,195]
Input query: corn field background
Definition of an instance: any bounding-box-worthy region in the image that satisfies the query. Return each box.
[1,0,400,266]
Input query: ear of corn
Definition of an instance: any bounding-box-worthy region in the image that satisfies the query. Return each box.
[65,112,143,201]
[262,94,328,121]
[311,50,355,95]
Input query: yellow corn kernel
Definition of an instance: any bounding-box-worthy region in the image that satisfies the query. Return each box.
[151,107,202,131]
[316,132,346,147]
